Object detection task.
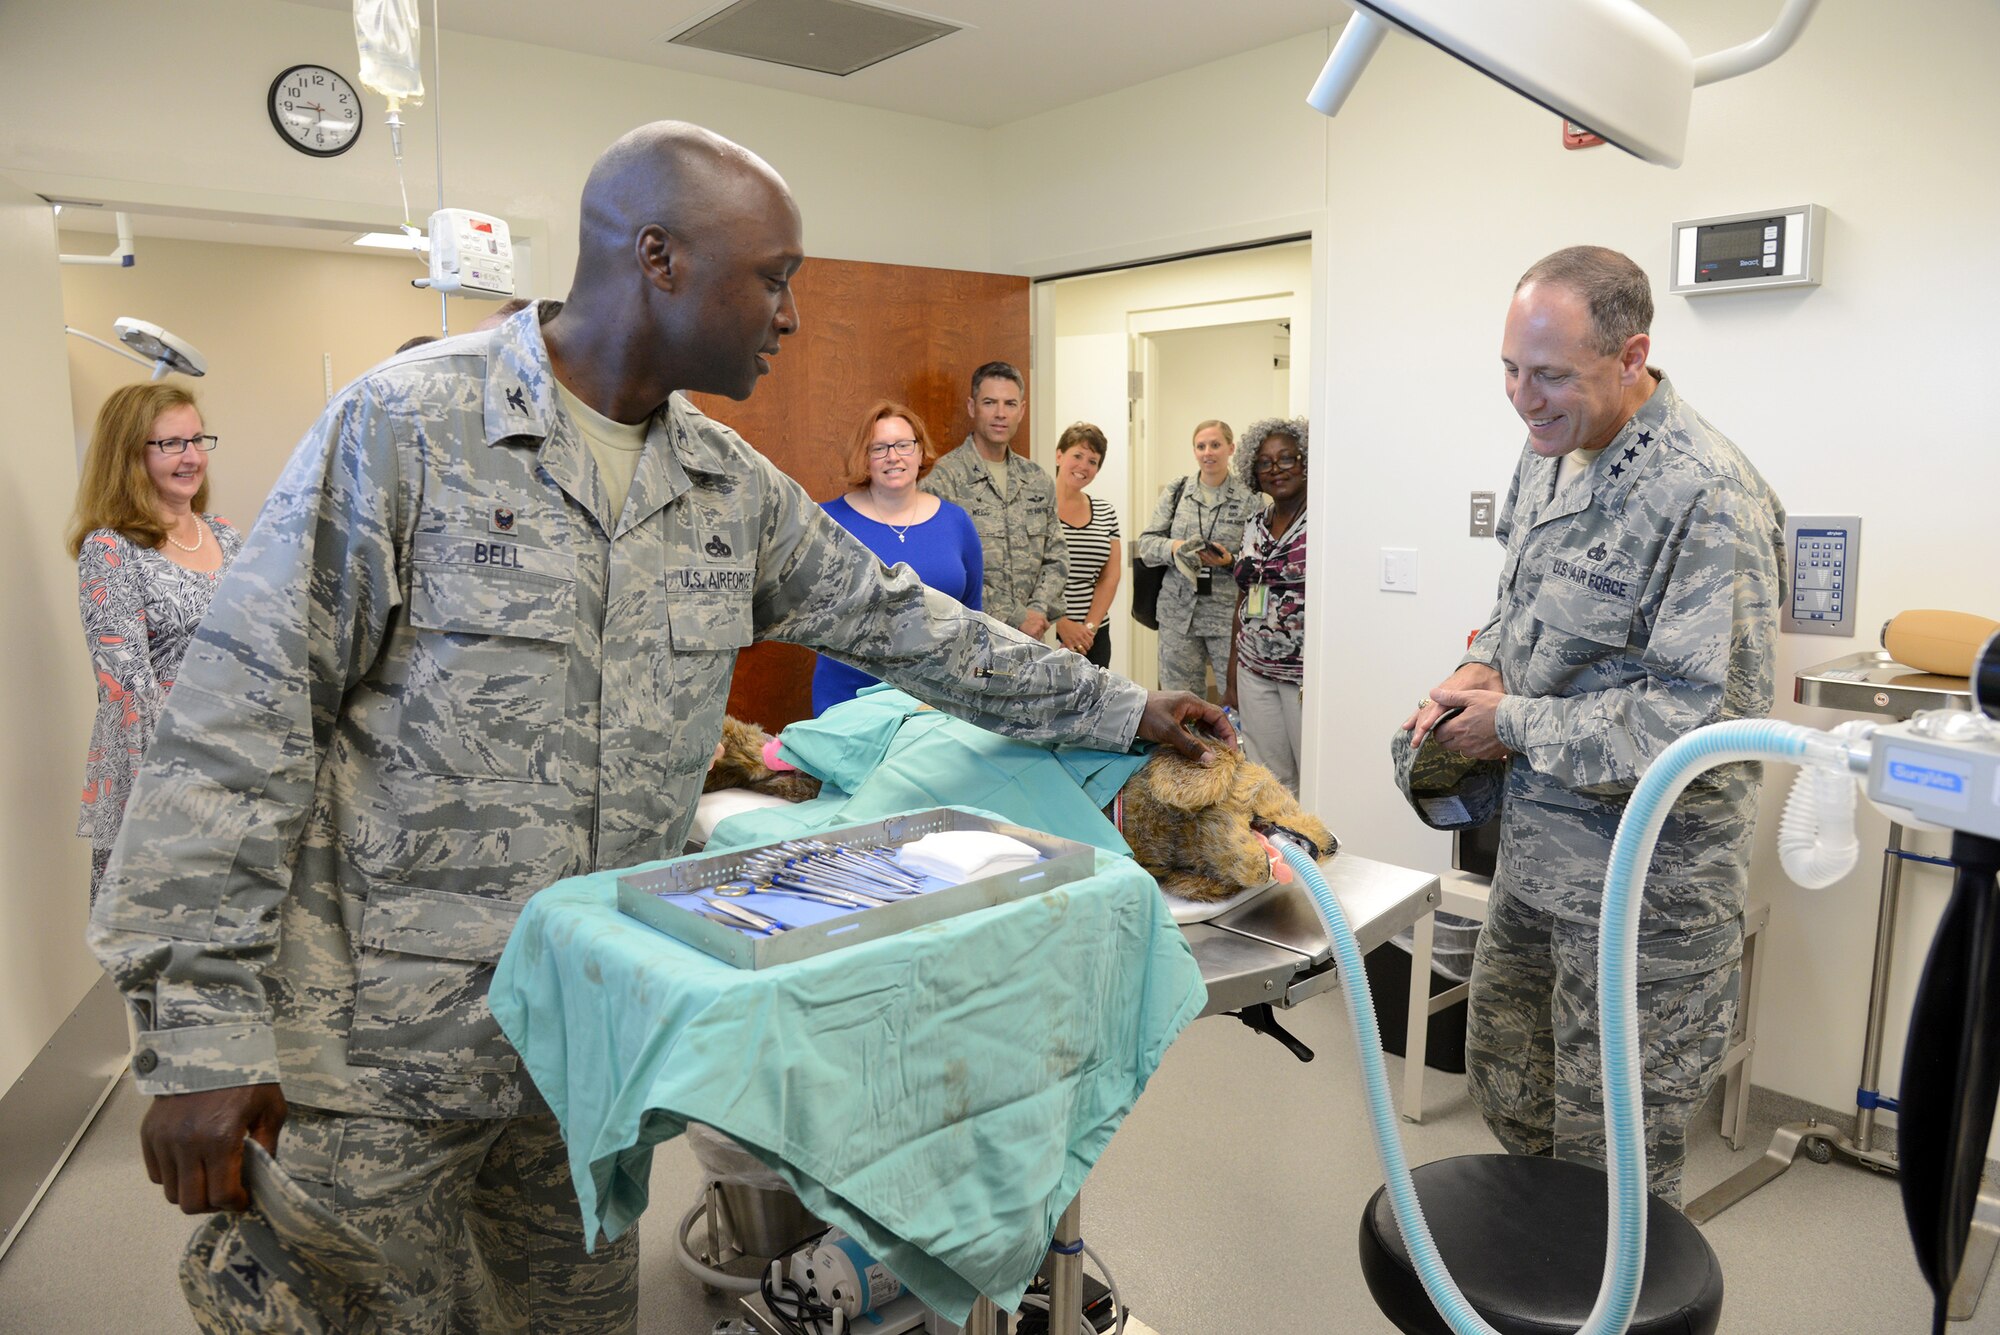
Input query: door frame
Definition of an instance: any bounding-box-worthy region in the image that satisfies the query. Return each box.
[1124,292,1306,689]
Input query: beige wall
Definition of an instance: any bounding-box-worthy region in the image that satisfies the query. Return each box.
[1151,321,1290,476]
[1,0,995,280]
[0,181,96,1093]
[61,233,497,528]
[6,0,1997,1153]
[0,0,996,1095]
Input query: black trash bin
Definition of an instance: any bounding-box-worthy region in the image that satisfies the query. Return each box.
[1364,940,1469,1074]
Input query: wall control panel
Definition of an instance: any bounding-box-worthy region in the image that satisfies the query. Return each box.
[1782,515,1860,637]
[1671,204,1825,296]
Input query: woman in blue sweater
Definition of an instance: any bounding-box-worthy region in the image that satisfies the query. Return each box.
[813,400,984,713]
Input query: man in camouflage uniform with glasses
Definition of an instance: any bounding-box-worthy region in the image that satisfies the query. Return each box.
[90,122,1231,1334]
[1405,246,1786,1204]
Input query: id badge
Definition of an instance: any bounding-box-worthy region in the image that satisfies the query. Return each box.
[1194,567,1213,596]
[1246,583,1269,618]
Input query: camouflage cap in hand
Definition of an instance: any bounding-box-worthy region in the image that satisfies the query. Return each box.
[1390,722,1506,831]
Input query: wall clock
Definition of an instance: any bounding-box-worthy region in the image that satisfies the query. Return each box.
[268,64,363,158]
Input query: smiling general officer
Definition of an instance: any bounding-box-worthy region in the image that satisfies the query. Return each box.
[1403,245,1786,1206]
[88,121,1232,1334]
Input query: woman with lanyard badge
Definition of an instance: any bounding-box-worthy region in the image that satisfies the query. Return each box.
[1135,420,1261,696]
[1226,417,1310,795]
[814,399,983,713]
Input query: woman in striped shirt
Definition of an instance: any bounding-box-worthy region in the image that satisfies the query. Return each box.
[1051,422,1121,668]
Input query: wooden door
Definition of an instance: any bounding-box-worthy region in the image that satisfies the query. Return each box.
[688,257,1029,733]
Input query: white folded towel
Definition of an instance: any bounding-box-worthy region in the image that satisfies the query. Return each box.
[897,831,1043,883]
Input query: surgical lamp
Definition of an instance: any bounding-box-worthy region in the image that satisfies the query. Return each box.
[1306,0,1822,168]
[63,317,208,380]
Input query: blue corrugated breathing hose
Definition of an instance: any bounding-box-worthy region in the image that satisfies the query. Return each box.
[1284,718,1844,1334]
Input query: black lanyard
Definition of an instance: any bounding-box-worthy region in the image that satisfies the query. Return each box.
[1188,484,1227,545]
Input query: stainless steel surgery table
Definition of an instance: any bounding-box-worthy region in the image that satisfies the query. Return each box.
[1183,852,1440,1018]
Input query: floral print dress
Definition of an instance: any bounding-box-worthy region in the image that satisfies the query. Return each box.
[77,518,242,900]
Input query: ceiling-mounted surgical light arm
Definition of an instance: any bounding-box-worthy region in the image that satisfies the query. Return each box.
[1305,0,1820,169]
[1305,10,1389,117]
[1693,0,1820,86]
[59,211,136,267]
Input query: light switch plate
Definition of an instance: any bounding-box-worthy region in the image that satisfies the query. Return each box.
[1381,547,1419,594]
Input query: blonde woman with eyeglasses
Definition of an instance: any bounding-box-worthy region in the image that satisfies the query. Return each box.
[69,383,243,903]
[813,399,983,713]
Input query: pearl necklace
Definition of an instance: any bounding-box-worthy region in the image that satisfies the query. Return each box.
[164,516,206,553]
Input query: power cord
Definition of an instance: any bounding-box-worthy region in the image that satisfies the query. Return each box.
[760,1259,838,1335]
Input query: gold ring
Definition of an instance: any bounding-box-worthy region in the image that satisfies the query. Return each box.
[1418,697,1434,710]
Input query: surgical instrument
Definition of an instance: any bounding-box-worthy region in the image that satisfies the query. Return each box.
[658,889,782,934]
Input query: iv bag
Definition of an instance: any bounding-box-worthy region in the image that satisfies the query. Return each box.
[354,0,424,103]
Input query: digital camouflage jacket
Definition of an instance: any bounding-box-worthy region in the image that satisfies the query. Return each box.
[1465,371,1786,934]
[923,438,1066,629]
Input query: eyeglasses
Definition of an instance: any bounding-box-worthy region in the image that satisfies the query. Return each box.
[147,435,220,455]
[867,439,922,459]
[1253,452,1303,476]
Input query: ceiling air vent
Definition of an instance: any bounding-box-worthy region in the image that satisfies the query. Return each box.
[667,0,960,77]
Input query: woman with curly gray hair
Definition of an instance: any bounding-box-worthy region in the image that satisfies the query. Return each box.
[1226,416,1309,793]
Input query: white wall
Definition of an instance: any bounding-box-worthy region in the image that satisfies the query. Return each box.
[991,32,1332,276]
[0,0,994,283]
[1306,1,2000,1143]
[0,179,96,1093]
[61,232,506,529]
[1013,1,2000,1150]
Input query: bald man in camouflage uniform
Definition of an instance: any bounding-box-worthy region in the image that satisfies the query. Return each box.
[1407,246,1785,1204]
[90,123,1229,1334]
[924,362,1067,638]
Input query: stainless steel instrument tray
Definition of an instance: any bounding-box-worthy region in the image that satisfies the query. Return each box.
[616,808,1098,969]
[1795,651,1971,719]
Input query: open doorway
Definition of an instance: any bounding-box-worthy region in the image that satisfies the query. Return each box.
[1036,240,1311,687]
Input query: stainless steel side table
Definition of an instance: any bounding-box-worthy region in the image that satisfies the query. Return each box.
[1686,652,1997,1322]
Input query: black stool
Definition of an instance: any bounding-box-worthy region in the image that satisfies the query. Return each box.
[1358,1155,1724,1335]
